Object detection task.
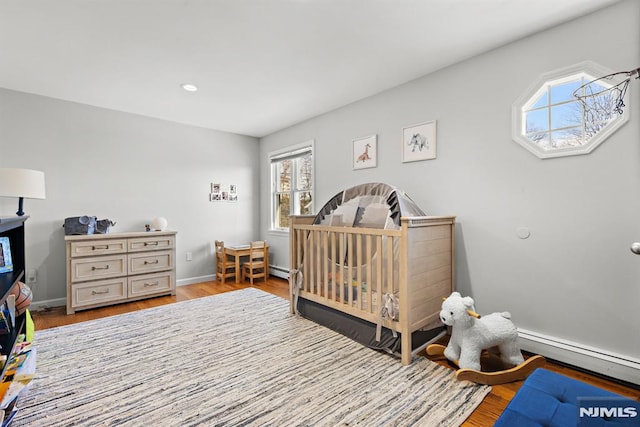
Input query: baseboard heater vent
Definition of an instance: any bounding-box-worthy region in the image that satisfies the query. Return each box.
[518,328,640,386]
[269,265,289,279]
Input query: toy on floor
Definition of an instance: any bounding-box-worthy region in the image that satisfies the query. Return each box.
[427,291,545,385]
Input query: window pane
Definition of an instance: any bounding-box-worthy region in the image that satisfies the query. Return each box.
[296,153,313,191]
[550,128,582,148]
[530,90,548,109]
[276,160,291,192]
[584,93,618,138]
[295,191,313,215]
[525,109,548,133]
[550,80,582,104]
[551,101,581,130]
[275,193,291,228]
[581,80,608,98]
[526,131,549,148]
[584,93,618,121]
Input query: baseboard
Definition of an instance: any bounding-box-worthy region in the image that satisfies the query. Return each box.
[30,297,66,310]
[518,328,640,385]
[176,274,216,286]
[269,265,289,280]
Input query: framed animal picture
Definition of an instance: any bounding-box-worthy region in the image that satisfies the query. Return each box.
[353,134,377,170]
[402,120,437,163]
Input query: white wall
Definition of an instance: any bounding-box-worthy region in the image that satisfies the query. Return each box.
[260,0,640,383]
[0,88,260,305]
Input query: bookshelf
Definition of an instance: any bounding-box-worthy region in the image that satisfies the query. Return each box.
[0,216,29,426]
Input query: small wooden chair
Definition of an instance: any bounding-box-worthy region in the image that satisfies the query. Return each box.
[215,240,236,284]
[242,240,267,285]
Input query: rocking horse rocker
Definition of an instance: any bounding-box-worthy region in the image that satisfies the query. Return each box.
[426,292,546,385]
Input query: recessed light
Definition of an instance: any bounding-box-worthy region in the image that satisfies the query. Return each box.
[181,83,198,92]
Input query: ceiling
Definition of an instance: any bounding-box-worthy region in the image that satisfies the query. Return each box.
[0,0,621,138]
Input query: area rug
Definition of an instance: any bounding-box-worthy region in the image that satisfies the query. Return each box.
[14,288,490,426]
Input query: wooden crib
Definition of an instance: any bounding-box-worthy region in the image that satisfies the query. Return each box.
[289,214,456,365]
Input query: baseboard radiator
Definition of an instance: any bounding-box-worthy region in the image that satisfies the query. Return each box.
[268,264,289,279]
[518,328,640,386]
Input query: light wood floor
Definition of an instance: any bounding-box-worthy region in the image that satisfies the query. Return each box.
[31,277,639,426]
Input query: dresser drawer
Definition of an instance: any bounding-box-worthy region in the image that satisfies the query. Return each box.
[69,239,127,258]
[128,250,173,274]
[70,255,128,282]
[71,278,127,308]
[129,272,173,298]
[128,235,174,252]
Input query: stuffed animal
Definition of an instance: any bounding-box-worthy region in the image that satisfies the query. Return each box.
[440,292,524,371]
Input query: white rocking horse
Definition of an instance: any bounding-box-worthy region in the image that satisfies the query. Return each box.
[427,292,545,385]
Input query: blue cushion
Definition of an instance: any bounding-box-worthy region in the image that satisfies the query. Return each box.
[494,368,639,426]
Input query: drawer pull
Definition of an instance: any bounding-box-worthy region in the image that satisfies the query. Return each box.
[91,265,110,271]
[144,241,159,246]
[144,282,159,287]
[144,260,159,265]
[92,245,109,250]
[91,289,110,295]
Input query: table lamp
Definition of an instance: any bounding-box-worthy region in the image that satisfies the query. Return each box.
[0,168,46,216]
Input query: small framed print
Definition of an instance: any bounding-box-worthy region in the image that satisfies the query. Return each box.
[353,134,377,170]
[402,120,437,163]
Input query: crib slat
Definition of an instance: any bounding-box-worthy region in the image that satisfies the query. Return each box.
[347,233,353,306]
[339,232,345,302]
[307,230,312,293]
[315,230,321,296]
[366,234,373,313]
[322,231,328,299]
[331,232,337,301]
[376,235,383,314]
[356,233,362,310]
[386,236,393,296]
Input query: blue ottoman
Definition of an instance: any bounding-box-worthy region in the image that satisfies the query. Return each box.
[494,368,639,426]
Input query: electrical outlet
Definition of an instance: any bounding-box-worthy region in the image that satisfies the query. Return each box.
[26,269,37,283]
[186,252,193,261]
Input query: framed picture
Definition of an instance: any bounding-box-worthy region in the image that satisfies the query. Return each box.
[353,134,377,170]
[0,236,13,274]
[402,120,437,163]
[210,183,238,202]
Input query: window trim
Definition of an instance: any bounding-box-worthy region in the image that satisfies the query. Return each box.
[269,140,314,232]
[512,61,630,159]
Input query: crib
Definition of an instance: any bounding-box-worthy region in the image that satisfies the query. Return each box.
[289,212,456,365]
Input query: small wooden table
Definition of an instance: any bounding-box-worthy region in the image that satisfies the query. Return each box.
[225,244,269,283]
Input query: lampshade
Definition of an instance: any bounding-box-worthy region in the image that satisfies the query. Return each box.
[0,168,46,216]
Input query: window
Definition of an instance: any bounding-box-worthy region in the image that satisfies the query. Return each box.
[270,141,314,231]
[512,61,629,159]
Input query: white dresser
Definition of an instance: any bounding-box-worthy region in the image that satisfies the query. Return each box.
[65,231,177,314]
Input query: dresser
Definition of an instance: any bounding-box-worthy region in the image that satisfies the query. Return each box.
[65,231,176,315]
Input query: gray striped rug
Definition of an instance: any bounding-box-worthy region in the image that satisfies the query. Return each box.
[15,288,490,426]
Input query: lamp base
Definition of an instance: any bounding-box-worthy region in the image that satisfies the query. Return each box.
[16,197,24,216]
